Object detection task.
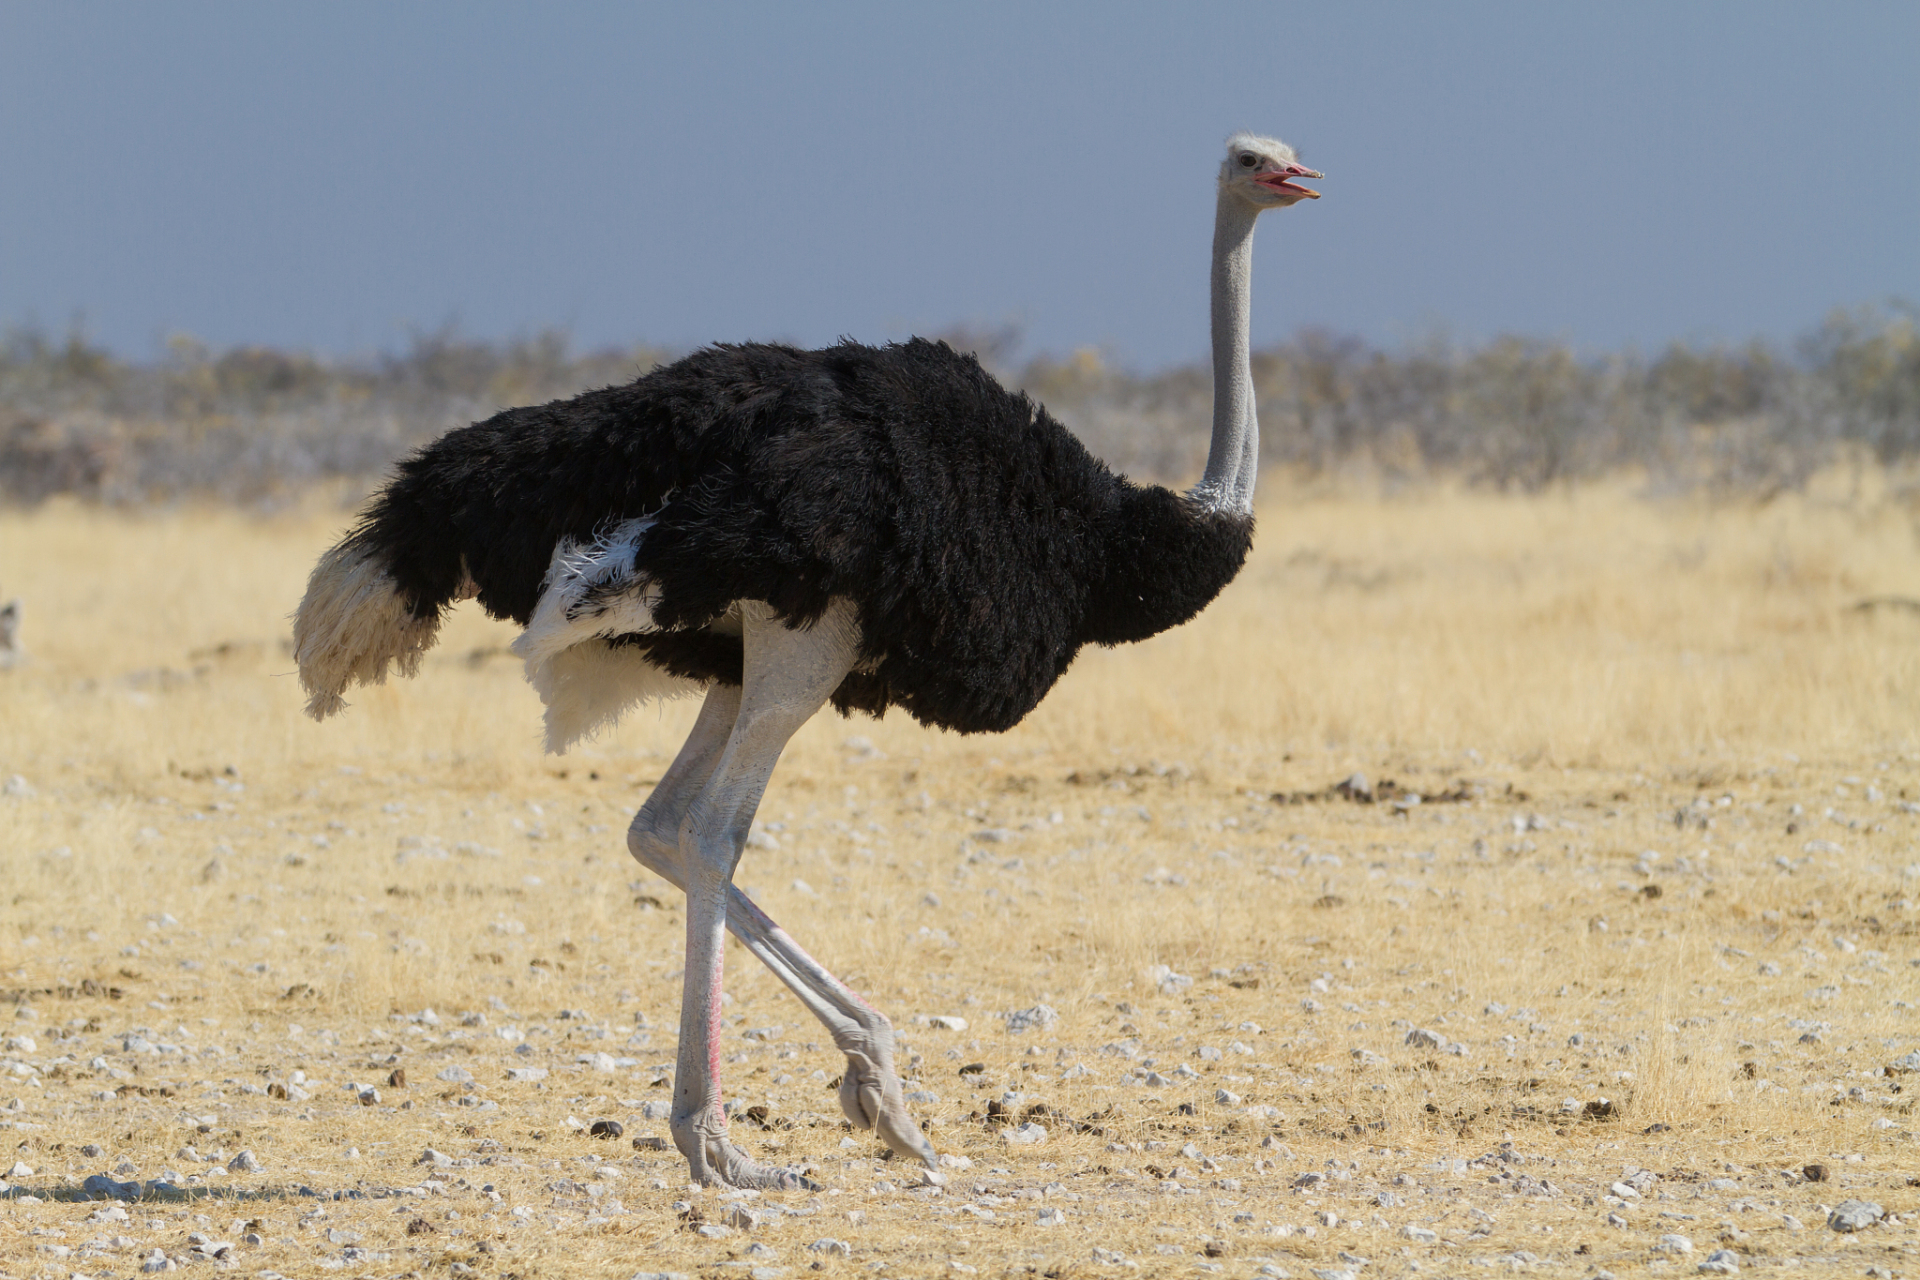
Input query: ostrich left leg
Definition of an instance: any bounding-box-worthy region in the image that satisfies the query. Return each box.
[667,601,877,1189]
[628,655,934,1170]
[712,888,937,1171]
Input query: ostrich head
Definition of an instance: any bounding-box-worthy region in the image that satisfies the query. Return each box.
[1220,131,1322,209]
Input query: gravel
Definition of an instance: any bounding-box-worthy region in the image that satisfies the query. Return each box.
[1828,1199,1884,1232]
[80,1173,142,1199]
[4,738,1906,1278]
[1003,1005,1059,1034]
[724,1204,768,1229]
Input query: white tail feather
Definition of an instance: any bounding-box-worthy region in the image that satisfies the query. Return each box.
[292,541,444,720]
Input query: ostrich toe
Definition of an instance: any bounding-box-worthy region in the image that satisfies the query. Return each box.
[673,1113,820,1192]
[837,1043,939,1169]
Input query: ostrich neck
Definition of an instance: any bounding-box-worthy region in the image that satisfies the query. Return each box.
[1192,191,1260,514]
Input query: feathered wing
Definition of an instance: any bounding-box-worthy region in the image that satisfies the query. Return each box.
[513,517,701,752]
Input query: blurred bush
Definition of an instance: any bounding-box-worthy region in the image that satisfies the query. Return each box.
[1010,303,1918,496]
[2,306,1915,506]
[0,324,669,506]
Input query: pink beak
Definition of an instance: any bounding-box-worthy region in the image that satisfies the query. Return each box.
[1255,163,1323,199]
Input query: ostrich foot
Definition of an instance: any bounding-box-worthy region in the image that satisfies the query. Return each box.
[837,1041,940,1172]
[675,1122,820,1191]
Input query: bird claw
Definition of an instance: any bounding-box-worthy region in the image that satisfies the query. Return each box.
[836,1047,938,1170]
[691,1135,820,1192]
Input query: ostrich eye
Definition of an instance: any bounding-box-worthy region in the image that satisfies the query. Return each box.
[1237,153,1257,168]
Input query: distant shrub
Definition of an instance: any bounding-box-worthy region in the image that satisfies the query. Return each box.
[0,325,668,506]
[2,307,1915,505]
[1006,303,1920,496]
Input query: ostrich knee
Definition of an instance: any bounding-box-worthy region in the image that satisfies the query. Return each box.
[625,810,681,882]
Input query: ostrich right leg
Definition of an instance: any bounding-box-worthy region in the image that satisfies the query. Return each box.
[628,681,936,1171]
[656,601,932,1187]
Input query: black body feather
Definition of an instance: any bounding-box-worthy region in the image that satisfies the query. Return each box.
[344,338,1252,734]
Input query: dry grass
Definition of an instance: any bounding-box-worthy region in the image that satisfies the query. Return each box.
[2,480,1918,1278]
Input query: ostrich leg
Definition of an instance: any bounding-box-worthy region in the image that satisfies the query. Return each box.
[720,885,937,1170]
[667,600,897,1189]
[627,678,936,1171]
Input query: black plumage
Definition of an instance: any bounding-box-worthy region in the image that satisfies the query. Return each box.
[340,337,1252,734]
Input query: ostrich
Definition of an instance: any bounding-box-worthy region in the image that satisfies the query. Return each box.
[293,132,1321,1190]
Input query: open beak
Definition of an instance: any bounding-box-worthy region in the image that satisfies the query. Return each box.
[1256,163,1323,200]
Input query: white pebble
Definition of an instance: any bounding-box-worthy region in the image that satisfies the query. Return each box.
[1828,1199,1884,1233]
[1003,1005,1058,1034]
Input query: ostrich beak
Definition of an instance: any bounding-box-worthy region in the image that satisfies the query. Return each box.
[1256,164,1322,199]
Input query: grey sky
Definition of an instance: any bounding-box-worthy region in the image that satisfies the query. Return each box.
[1,1,1914,367]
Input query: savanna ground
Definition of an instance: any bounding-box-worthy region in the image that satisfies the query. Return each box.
[2,480,1917,1280]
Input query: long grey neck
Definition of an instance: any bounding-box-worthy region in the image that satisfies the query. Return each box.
[1190,191,1260,515]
